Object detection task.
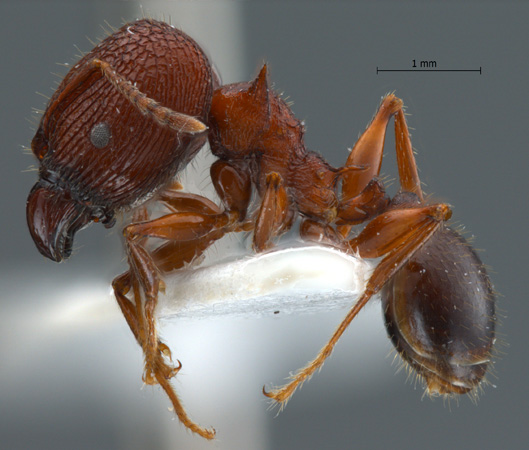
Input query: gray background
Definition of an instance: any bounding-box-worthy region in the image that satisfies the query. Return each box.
[1,1,528,449]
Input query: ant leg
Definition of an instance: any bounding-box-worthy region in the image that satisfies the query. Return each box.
[253,173,293,252]
[154,179,254,272]
[336,178,390,227]
[336,95,403,236]
[299,219,349,251]
[150,235,224,273]
[129,170,253,330]
[47,58,206,134]
[112,272,180,379]
[341,94,403,200]
[210,159,253,221]
[123,253,213,440]
[116,205,182,383]
[115,171,254,439]
[160,191,224,216]
[394,109,424,200]
[153,190,226,272]
[119,199,238,439]
[123,202,249,358]
[112,272,144,345]
[264,203,452,407]
[124,209,234,355]
[113,272,197,435]
[143,160,254,271]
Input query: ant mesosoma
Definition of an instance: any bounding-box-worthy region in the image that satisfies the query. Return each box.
[27,19,495,439]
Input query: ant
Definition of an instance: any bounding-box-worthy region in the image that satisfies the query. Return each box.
[26,19,496,440]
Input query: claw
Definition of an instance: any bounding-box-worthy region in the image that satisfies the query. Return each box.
[167,360,182,379]
[158,341,172,360]
[143,369,157,386]
[262,384,294,415]
[262,385,273,398]
[262,384,290,404]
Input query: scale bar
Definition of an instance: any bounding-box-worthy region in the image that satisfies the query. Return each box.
[377,67,482,74]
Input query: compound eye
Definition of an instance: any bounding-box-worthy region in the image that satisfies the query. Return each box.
[90,122,111,149]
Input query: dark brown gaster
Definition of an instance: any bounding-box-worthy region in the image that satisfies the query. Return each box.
[383,217,495,395]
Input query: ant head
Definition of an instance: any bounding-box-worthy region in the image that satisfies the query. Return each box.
[209,64,271,157]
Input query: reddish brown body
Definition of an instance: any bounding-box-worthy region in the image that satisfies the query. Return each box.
[27,19,496,440]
